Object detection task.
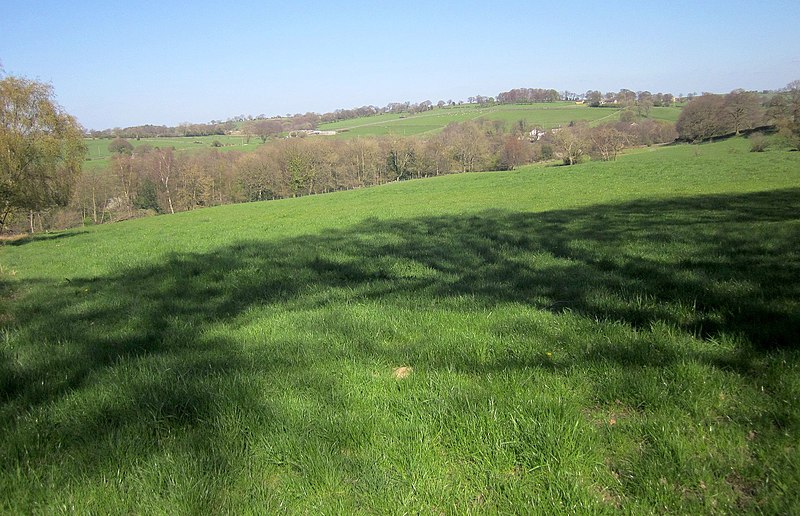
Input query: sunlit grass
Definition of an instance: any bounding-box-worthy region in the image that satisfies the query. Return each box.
[320,102,634,138]
[83,134,259,171]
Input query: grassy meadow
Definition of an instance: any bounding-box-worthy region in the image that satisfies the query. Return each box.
[83,135,260,171]
[318,103,670,139]
[2,137,799,512]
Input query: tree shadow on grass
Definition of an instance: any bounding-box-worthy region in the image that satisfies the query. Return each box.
[1,230,88,246]
[1,188,799,508]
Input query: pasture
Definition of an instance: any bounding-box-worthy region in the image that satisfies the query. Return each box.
[83,135,260,171]
[2,137,798,512]
[319,103,683,138]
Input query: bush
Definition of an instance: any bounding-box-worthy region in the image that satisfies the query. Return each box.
[619,109,636,123]
[108,137,133,155]
[777,127,800,151]
[133,179,160,212]
[749,132,768,152]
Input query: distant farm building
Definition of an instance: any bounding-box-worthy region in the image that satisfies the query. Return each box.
[529,128,546,141]
[288,129,337,137]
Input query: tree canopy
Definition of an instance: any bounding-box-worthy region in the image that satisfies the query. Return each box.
[676,91,765,142]
[0,75,86,232]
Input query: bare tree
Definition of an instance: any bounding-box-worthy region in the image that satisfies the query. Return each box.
[237,151,281,201]
[443,121,488,173]
[110,154,137,217]
[384,137,418,181]
[420,134,452,176]
[343,138,381,187]
[499,134,530,169]
[279,140,318,196]
[590,126,627,161]
[73,169,116,224]
[156,149,177,214]
[770,80,800,148]
[251,119,283,143]
[676,94,729,141]
[555,130,583,165]
[550,124,589,165]
[724,89,763,135]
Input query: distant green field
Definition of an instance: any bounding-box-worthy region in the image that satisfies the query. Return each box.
[82,104,683,171]
[319,103,683,138]
[648,105,683,122]
[3,137,799,512]
[83,135,260,170]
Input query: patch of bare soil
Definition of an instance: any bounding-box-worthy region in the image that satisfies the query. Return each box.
[392,366,413,379]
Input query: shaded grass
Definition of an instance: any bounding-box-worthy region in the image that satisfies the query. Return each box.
[2,189,800,512]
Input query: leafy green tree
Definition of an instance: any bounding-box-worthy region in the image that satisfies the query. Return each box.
[133,178,160,212]
[585,90,603,107]
[108,137,133,155]
[0,75,86,232]
[619,109,636,123]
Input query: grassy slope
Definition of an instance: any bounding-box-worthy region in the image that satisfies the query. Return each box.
[319,104,682,138]
[2,137,799,513]
[84,135,259,171]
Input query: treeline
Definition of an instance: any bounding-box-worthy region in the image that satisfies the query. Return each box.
[87,83,797,146]
[12,117,673,232]
[88,121,237,139]
[496,88,562,103]
[75,120,544,227]
[547,119,676,165]
[87,85,683,138]
[676,84,800,143]
[319,101,438,124]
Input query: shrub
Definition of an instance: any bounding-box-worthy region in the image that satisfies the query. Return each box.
[749,132,768,152]
[108,137,133,155]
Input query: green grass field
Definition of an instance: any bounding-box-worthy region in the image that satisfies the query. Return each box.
[2,137,799,512]
[83,135,260,171]
[319,103,683,138]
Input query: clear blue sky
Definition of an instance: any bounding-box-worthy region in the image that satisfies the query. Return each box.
[2,0,798,130]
